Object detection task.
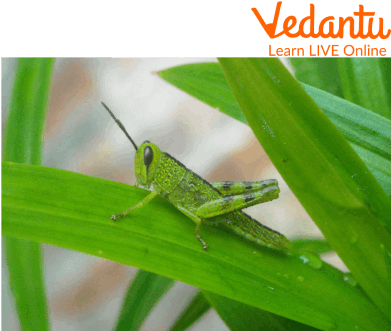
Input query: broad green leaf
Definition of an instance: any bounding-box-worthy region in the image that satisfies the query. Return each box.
[218,58,391,319]
[170,292,210,331]
[3,58,55,331]
[115,269,174,331]
[3,162,391,331]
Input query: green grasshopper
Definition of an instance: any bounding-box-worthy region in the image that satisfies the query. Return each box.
[102,102,291,251]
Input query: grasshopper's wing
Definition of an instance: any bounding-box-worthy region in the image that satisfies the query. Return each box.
[196,185,279,219]
[211,179,278,196]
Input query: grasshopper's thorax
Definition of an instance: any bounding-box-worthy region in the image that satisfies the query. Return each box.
[134,141,162,189]
[154,153,187,193]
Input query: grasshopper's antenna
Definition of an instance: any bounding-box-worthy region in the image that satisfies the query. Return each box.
[101,102,138,151]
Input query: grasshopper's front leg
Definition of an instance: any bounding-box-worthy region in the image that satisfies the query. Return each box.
[111,188,162,220]
[197,183,279,219]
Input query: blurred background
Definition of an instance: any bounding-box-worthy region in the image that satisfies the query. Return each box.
[2,58,344,330]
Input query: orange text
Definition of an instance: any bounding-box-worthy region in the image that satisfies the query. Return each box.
[252,2,390,39]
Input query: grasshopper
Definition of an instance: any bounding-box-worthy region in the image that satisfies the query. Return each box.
[102,102,291,251]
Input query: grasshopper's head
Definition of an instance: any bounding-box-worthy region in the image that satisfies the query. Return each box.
[134,141,162,188]
[101,102,162,188]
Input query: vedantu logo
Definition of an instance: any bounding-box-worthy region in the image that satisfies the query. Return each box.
[251,1,391,56]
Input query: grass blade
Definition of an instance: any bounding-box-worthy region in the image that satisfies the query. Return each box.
[3,58,55,331]
[337,58,391,119]
[170,292,210,331]
[115,269,174,331]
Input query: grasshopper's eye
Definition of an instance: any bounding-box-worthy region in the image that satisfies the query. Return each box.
[144,146,153,166]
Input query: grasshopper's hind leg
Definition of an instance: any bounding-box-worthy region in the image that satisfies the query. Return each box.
[176,205,208,250]
[195,224,207,251]
[196,184,279,219]
[211,179,278,196]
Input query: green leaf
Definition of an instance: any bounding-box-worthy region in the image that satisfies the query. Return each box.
[300,83,391,197]
[289,58,344,98]
[217,58,391,319]
[159,62,247,124]
[170,292,210,331]
[158,63,391,196]
[115,269,174,331]
[291,238,333,256]
[4,58,55,164]
[3,162,391,331]
[337,58,391,119]
[382,245,391,283]
[3,58,55,331]
[204,291,318,331]
[4,240,49,331]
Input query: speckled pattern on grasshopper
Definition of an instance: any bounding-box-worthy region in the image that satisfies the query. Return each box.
[102,102,291,251]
